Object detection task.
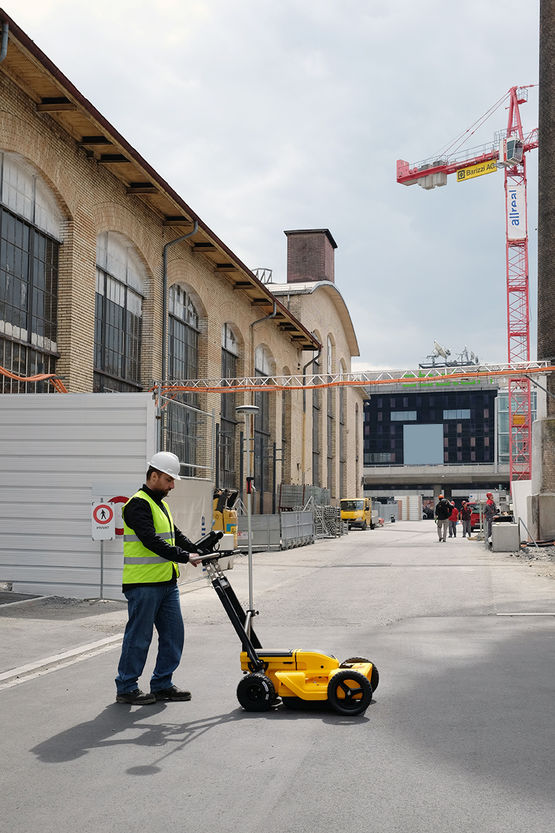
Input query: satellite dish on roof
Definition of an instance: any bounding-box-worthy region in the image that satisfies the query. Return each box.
[434,341,449,359]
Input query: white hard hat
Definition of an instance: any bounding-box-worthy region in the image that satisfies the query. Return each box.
[148,451,181,479]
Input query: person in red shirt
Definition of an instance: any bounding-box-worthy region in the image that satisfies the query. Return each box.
[484,492,497,542]
[448,502,459,538]
[460,501,472,538]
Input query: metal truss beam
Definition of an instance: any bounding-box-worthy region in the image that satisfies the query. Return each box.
[154,361,553,394]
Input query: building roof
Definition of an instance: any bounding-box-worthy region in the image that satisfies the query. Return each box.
[0,9,319,352]
[268,281,360,357]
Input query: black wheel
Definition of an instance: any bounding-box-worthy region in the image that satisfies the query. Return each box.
[340,657,379,692]
[362,521,367,531]
[236,672,275,712]
[327,670,372,716]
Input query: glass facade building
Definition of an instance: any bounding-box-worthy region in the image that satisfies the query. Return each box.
[363,388,498,466]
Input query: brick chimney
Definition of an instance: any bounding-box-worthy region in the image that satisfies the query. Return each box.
[284,229,337,284]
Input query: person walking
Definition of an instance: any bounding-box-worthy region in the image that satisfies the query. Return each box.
[115,451,201,705]
[434,494,452,542]
[460,501,472,538]
[448,502,459,538]
[484,491,498,544]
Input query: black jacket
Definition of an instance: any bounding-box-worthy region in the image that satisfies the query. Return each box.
[121,484,198,590]
[435,499,452,521]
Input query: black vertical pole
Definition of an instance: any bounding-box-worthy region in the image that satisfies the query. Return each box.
[272,441,277,514]
[215,422,220,489]
[239,431,244,506]
[259,435,264,515]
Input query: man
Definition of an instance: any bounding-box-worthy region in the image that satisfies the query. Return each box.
[434,494,452,542]
[115,451,201,705]
[448,502,458,538]
[460,501,472,538]
[484,492,497,544]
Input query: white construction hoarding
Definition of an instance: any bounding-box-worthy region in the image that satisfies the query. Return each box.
[0,393,213,600]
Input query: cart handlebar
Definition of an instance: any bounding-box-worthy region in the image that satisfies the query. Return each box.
[194,529,224,559]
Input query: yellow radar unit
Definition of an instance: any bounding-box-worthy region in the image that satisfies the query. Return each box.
[195,531,379,716]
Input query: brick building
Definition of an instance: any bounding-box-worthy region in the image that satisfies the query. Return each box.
[268,229,364,504]
[0,11,363,509]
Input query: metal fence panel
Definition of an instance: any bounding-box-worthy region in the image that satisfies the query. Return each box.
[280,511,315,548]
[279,483,304,509]
[237,514,281,551]
[278,483,330,510]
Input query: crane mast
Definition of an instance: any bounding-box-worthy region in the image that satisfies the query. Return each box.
[397,86,538,485]
[502,89,532,481]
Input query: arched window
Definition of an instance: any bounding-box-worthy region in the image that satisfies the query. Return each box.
[254,345,273,510]
[281,366,292,484]
[339,360,347,497]
[168,284,199,380]
[220,324,239,488]
[94,231,145,391]
[326,336,335,496]
[312,351,321,486]
[165,284,200,474]
[0,152,63,392]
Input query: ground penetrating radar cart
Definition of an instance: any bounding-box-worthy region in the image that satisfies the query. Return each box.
[195,532,379,716]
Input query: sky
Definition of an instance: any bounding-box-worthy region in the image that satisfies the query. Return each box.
[6,0,541,369]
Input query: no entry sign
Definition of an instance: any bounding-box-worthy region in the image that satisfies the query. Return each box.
[92,499,115,540]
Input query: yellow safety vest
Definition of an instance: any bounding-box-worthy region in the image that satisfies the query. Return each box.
[122,490,179,584]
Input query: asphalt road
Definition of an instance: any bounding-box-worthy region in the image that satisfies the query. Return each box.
[2,521,554,833]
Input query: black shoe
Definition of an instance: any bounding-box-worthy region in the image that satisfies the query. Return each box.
[152,685,191,701]
[116,689,156,705]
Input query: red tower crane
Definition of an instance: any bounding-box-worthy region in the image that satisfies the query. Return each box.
[397,86,538,485]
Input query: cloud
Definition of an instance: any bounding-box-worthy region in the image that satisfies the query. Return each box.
[10,0,540,367]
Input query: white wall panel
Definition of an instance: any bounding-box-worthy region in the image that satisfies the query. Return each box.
[0,392,215,601]
[0,393,157,600]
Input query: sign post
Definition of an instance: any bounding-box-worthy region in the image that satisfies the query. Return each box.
[91,500,115,540]
[92,499,116,600]
[236,404,259,633]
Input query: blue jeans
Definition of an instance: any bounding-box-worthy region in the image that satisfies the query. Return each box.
[115,583,184,695]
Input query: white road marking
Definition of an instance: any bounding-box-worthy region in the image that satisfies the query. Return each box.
[0,636,122,691]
